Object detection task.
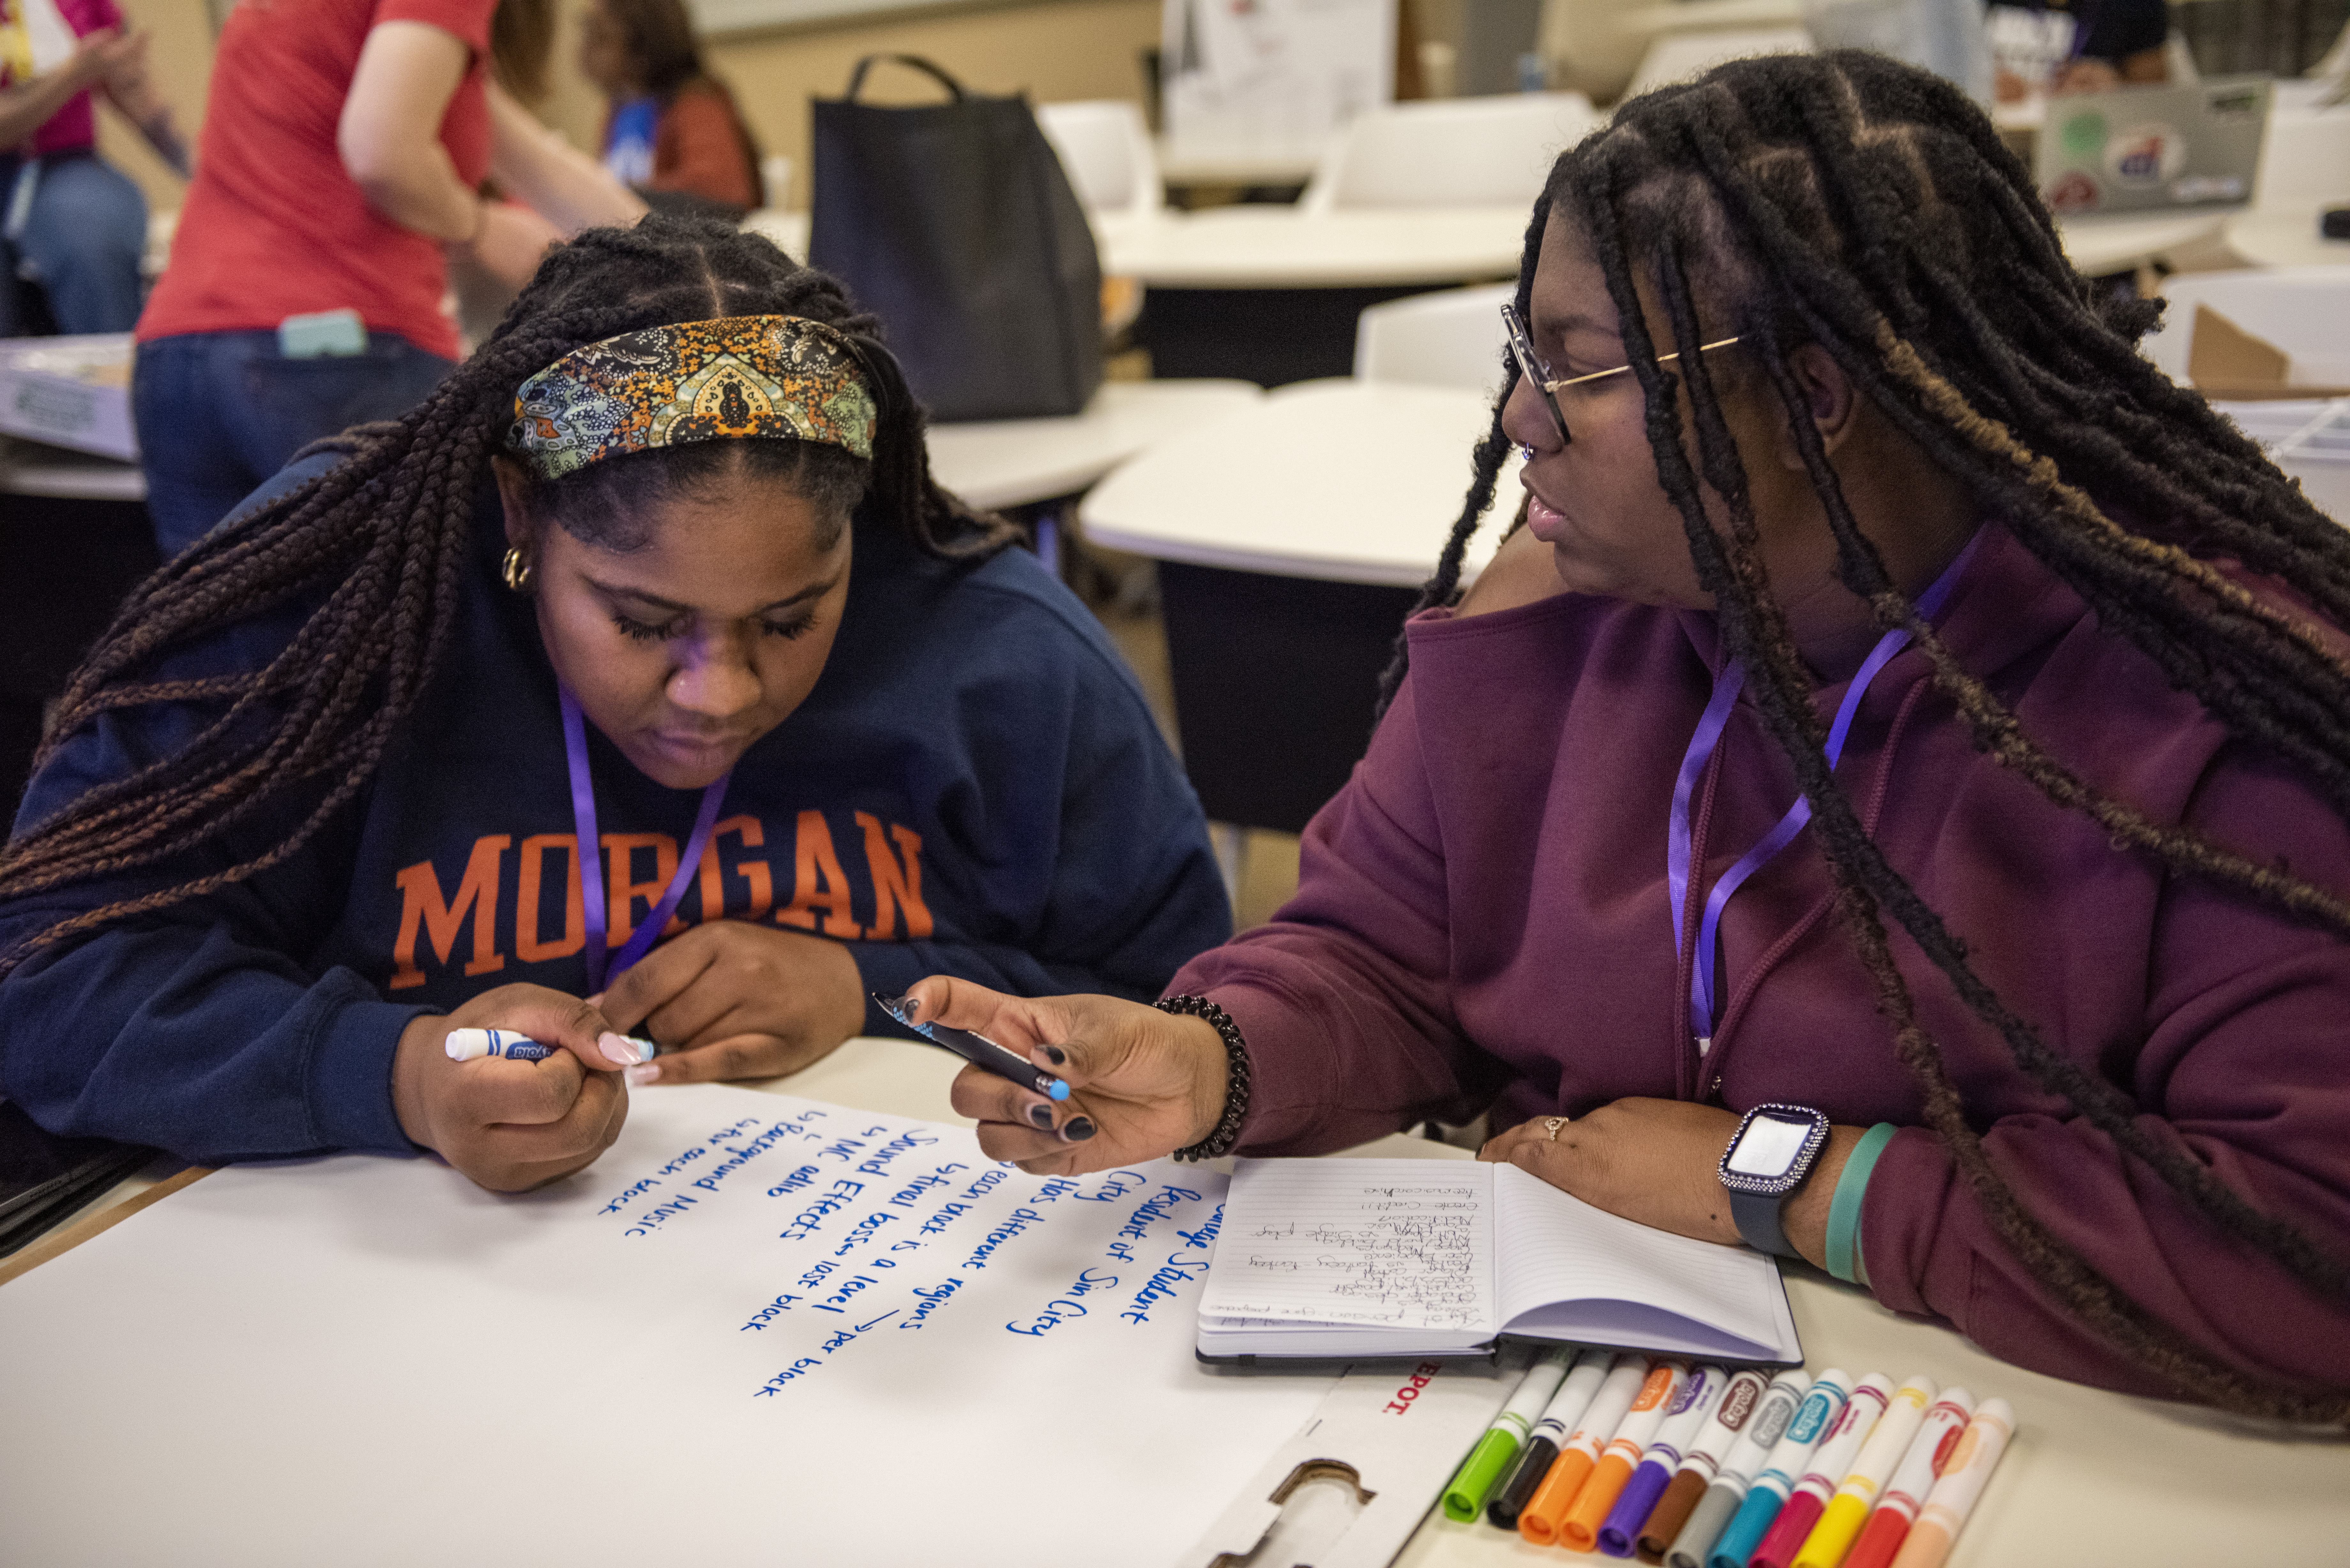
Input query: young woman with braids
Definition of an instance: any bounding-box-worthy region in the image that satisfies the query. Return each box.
[0,215,1229,1194]
[903,51,2350,1419]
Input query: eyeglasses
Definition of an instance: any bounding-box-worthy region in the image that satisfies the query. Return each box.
[1500,300,1742,448]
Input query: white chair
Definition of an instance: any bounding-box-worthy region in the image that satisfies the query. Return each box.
[1625,26,1814,100]
[2255,105,2350,211]
[2143,268,2350,389]
[1353,283,1514,392]
[1036,100,1164,220]
[1297,92,1601,214]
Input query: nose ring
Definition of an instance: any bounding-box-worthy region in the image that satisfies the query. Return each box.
[1517,443,1536,463]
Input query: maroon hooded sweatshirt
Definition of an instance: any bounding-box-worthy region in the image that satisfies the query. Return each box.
[1170,523,2350,1401]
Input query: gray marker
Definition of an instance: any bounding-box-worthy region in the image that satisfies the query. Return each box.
[1665,1368,1810,1568]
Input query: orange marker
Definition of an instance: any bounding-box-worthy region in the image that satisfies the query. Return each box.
[1560,1360,1689,1553]
[1884,1400,2013,1568]
[1520,1356,1653,1545]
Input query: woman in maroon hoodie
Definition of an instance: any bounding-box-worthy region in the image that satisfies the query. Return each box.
[908,52,2350,1420]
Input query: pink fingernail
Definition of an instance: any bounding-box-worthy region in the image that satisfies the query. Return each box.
[624,1063,659,1087]
[600,1031,649,1066]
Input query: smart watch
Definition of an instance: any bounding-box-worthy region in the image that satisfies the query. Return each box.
[1718,1103,1831,1259]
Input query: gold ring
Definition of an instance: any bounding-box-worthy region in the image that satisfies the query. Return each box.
[1543,1116,1568,1141]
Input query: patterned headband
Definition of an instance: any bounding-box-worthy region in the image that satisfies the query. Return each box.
[506,315,878,479]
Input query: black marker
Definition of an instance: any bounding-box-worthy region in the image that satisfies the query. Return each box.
[872,993,1070,1102]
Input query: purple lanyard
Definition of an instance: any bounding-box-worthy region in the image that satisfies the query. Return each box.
[560,686,733,993]
[1667,531,1984,1048]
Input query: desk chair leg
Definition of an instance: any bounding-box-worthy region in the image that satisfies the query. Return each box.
[1209,821,1248,908]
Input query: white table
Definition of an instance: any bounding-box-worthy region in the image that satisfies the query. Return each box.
[0,436,144,501]
[2225,204,2350,269]
[1081,379,1516,586]
[1097,207,1530,290]
[925,379,1263,511]
[2055,208,2234,275]
[16,1033,2345,1566]
[747,208,1529,292]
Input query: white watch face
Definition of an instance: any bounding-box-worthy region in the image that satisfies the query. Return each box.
[1726,1112,1814,1179]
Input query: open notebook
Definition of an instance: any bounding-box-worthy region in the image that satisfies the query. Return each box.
[1197,1158,1801,1364]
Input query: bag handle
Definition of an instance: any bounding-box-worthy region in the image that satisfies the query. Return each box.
[842,54,968,102]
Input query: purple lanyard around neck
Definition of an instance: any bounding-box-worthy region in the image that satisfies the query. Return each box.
[560,685,733,994]
[1667,530,1985,1048]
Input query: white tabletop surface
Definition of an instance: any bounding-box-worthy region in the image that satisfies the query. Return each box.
[2054,207,2233,274]
[926,379,1263,510]
[0,437,144,501]
[25,1032,2346,1566]
[747,207,1527,291]
[1081,378,1515,587]
[2225,203,2350,270]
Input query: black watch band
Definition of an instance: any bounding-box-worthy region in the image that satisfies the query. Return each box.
[1730,1188,1799,1258]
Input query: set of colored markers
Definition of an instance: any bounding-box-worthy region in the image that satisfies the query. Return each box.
[1440,1349,2014,1568]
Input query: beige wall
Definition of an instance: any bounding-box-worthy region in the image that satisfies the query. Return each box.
[95,0,1159,215]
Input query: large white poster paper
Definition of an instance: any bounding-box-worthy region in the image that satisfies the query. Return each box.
[1161,0,1396,167]
[0,1084,1330,1566]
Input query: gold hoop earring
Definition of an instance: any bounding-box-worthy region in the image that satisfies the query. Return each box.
[501,546,534,592]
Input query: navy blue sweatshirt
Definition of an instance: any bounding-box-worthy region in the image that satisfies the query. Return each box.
[0,458,1230,1162]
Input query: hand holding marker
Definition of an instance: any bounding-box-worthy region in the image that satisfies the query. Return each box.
[873,992,1070,1102]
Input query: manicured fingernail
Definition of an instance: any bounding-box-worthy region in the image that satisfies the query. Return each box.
[624,1063,659,1087]
[1062,1116,1096,1142]
[1027,1103,1057,1130]
[599,1031,649,1066]
[1041,1044,1068,1067]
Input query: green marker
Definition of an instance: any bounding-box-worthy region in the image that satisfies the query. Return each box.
[1442,1347,1576,1523]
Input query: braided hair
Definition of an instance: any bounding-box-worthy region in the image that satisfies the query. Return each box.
[0,215,1015,986]
[1383,52,2350,1421]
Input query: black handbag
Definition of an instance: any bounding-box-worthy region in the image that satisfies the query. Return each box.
[810,55,1104,422]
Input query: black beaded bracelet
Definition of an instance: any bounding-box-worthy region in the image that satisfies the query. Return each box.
[1158,994,1252,1163]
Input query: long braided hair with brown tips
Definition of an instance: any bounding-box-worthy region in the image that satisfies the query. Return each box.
[0,214,1017,983]
[1383,51,2350,1421]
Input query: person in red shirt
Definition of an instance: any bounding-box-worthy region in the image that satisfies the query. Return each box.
[577,0,762,214]
[133,0,643,557]
[0,0,188,336]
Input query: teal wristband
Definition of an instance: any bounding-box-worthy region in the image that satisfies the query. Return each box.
[1824,1122,1898,1285]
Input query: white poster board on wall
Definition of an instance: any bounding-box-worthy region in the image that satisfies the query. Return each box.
[1160,0,1396,170]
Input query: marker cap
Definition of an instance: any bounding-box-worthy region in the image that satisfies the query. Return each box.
[1519,1448,1600,1545]
[1443,1428,1524,1522]
[1668,1479,1750,1568]
[1839,1504,1914,1568]
[1489,1435,1560,1530]
[1638,1467,1714,1564]
[1708,1481,1789,1568]
[1562,1449,1640,1552]
[1793,1492,1874,1568]
[1749,1487,1829,1568]
[1600,1457,1679,1558]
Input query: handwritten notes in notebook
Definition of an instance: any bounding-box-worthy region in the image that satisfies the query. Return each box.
[0,1084,1329,1568]
[1202,1158,1497,1331]
[1198,1159,1801,1364]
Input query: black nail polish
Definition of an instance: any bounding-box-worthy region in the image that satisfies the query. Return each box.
[1027,1103,1057,1130]
[1063,1116,1096,1142]
[1042,1044,1068,1067]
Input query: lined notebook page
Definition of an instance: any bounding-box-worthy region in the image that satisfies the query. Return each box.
[1197,1160,1497,1332]
[1492,1162,1789,1354]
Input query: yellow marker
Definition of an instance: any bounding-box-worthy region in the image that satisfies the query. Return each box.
[1793,1374,1937,1568]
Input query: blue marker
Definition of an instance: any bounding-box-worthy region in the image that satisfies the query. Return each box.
[444,1028,558,1063]
[872,992,1070,1101]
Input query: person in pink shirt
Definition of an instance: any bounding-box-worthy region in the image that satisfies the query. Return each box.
[904,51,2350,1423]
[0,0,186,335]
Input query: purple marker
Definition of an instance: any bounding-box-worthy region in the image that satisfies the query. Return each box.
[1600,1363,1730,1557]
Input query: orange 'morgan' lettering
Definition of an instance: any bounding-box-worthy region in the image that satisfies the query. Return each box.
[390,836,509,988]
[514,833,586,962]
[857,812,934,939]
[777,810,863,938]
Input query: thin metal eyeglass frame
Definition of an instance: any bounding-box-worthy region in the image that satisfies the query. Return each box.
[1499,300,1742,448]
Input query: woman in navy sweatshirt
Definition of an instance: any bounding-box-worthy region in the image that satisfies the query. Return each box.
[0,217,1230,1192]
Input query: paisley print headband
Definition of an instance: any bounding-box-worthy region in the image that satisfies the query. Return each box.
[506,314,879,478]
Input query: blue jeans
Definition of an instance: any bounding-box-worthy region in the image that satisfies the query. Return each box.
[133,329,455,558]
[0,152,147,336]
